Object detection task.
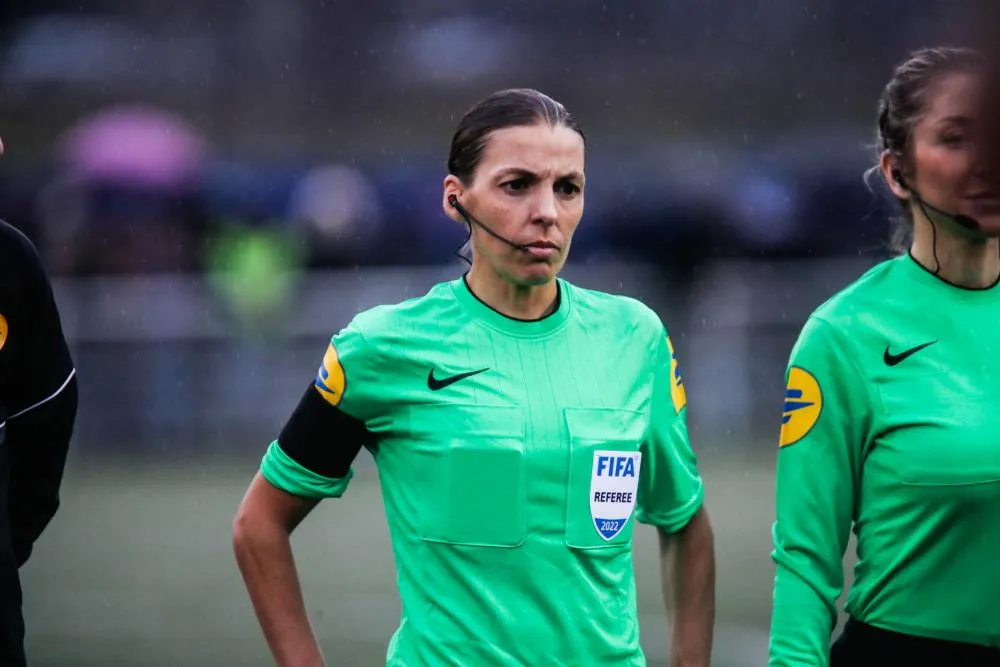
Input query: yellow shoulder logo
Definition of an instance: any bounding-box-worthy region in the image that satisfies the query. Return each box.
[0,314,7,352]
[314,341,346,406]
[667,336,687,413]
[779,366,823,447]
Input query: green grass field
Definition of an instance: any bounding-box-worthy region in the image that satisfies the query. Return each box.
[18,448,851,666]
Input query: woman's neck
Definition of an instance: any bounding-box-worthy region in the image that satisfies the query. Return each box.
[911,221,1000,288]
[465,264,559,320]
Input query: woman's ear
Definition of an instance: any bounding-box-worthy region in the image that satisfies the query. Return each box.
[442,174,465,224]
[881,150,910,200]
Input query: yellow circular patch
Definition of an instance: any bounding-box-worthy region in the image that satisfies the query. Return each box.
[779,366,823,448]
[314,341,346,406]
[0,314,7,353]
[667,336,687,413]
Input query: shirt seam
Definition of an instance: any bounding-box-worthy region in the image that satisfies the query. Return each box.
[809,314,882,454]
[348,322,392,436]
[643,323,663,444]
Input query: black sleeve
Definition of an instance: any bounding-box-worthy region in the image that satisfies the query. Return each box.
[276,384,372,479]
[4,227,78,567]
[6,377,77,566]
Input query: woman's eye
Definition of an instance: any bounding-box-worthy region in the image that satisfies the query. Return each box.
[942,132,968,146]
[501,179,528,192]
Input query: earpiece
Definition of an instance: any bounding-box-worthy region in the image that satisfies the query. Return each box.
[892,168,908,190]
[446,193,527,250]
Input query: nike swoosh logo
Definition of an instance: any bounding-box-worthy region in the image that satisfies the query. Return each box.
[427,367,489,391]
[883,340,938,366]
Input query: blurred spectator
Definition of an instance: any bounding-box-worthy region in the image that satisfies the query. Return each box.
[203,218,305,342]
[35,105,209,275]
[286,163,384,267]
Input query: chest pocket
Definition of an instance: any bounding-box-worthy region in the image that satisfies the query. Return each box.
[881,372,1000,487]
[405,403,526,548]
[564,407,645,550]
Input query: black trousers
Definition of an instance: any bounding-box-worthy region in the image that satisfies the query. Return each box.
[831,618,1000,667]
[0,454,25,667]
[0,563,25,667]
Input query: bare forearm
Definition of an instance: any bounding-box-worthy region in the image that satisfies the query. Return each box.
[234,520,325,667]
[660,509,716,667]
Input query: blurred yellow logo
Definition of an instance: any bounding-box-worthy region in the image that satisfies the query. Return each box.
[314,341,346,406]
[0,314,7,352]
[667,336,686,413]
[779,366,823,447]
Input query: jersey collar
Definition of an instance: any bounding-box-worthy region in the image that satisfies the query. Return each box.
[453,274,571,337]
[903,251,1000,302]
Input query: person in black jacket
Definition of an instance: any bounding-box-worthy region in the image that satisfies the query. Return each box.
[0,134,79,666]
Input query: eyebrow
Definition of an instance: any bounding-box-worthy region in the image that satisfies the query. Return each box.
[495,167,585,181]
[936,114,974,127]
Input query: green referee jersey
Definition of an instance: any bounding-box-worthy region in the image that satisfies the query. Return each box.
[260,275,704,666]
[769,253,1000,665]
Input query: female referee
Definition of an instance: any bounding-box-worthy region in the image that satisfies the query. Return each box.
[769,47,1000,667]
[233,88,715,667]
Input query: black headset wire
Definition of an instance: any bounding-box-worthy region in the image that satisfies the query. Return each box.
[894,167,943,275]
[453,221,473,267]
[912,196,943,276]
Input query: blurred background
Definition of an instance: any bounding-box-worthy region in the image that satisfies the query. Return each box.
[0,1,990,665]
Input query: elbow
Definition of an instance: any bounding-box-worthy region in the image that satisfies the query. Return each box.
[34,496,61,528]
[232,501,292,563]
[232,510,266,587]
[232,473,313,566]
[232,506,260,563]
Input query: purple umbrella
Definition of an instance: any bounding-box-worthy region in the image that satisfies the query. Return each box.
[57,104,207,190]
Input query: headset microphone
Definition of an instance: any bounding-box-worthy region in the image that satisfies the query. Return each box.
[892,169,981,231]
[448,194,529,250]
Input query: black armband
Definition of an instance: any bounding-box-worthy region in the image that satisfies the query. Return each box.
[276,384,372,479]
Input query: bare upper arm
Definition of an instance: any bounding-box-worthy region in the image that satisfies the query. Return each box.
[235,471,321,536]
[657,506,713,551]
